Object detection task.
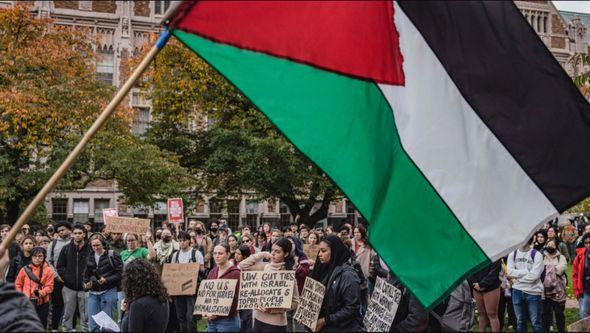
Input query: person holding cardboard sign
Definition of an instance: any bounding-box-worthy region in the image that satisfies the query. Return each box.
[239,238,299,333]
[204,243,241,332]
[309,235,361,332]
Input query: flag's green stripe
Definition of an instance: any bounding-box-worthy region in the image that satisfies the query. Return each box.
[173,30,489,307]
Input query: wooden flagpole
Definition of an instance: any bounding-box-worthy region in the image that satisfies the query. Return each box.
[0,29,171,255]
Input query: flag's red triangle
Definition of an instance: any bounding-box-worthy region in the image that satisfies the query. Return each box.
[173,1,405,85]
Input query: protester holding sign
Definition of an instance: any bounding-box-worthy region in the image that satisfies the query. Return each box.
[205,243,241,332]
[239,238,300,332]
[121,259,170,332]
[169,231,204,332]
[309,235,361,332]
[15,247,54,328]
[84,233,123,332]
[288,236,311,332]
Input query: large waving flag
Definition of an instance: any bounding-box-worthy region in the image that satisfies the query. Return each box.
[168,1,590,307]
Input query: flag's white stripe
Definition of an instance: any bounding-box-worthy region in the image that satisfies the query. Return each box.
[378,2,558,259]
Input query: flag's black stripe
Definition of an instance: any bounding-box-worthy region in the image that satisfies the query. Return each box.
[397,1,590,212]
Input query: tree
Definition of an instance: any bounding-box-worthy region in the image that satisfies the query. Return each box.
[566,53,590,214]
[142,39,340,225]
[0,6,192,225]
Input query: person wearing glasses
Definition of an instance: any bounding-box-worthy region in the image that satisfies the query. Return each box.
[241,235,256,255]
[15,247,55,328]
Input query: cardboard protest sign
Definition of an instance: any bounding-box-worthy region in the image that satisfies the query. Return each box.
[363,276,402,332]
[238,271,295,310]
[102,208,118,224]
[194,279,238,316]
[162,263,200,296]
[167,198,184,224]
[293,277,325,331]
[303,244,319,261]
[104,216,150,235]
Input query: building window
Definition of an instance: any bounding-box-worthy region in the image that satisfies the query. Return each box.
[154,0,170,15]
[227,199,240,230]
[96,47,114,85]
[94,199,110,224]
[52,199,68,223]
[153,214,166,228]
[280,203,292,226]
[345,200,356,225]
[132,107,151,136]
[209,199,223,222]
[73,199,90,224]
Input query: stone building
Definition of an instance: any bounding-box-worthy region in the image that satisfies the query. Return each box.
[1,1,586,231]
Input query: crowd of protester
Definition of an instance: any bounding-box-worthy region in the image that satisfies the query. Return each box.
[0,215,589,332]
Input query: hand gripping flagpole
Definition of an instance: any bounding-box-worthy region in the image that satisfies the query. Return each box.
[0,29,171,256]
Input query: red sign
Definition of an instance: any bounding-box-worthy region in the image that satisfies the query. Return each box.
[168,198,184,224]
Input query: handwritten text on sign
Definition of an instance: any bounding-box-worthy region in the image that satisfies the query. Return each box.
[104,216,150,235]
[294,277,325,331]
[193,279,238,316]
[162,263,200,296]
[238,271,295,310]
[363,276,402,332]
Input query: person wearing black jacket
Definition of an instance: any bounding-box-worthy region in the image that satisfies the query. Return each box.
[389,274,429,333]
[0,246,44,332]
[467,260,502,332]
[310,235,361,332]
[56,224,91,332]
[84,233,123,332]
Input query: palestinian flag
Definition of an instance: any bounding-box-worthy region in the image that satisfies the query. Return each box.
[167,1,590,307]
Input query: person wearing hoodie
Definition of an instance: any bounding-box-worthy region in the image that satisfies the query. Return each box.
[0,245,44,332]
[15,246,54,328]
[47,221,72,331]
[84,233,123,332]
[542,239,567,332]
[468,260,502,332]
[309,235,361,333]
[239,237,300,332]
[507,236,544,333]
[204,243,241,332]
[56,223,91,332]
[573,233,590,319]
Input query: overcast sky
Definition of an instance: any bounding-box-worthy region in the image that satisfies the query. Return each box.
[553,1,590,14]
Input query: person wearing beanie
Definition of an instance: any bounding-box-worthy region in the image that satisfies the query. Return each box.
[15,246,55,328]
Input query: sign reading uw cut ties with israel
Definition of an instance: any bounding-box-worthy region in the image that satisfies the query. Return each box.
[194,279,238,316]
[104,216,150,235]
[293,277,325,331]
[162,263,200,296]
[363,276,402,332]
[167,198,184,224]
[238,271,295,310]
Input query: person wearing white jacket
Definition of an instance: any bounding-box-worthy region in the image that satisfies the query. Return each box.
[507,236,544,333]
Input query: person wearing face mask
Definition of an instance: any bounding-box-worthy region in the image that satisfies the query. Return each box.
[210,221,220,247]
[573,233,590,320]
[193,221,213,272]
[542,239,567,332]
[546,227,570,263]
[151,229,179,276]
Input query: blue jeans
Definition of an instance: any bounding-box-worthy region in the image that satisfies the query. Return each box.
[207,316,240,332]
[579,292,590,319]
[87,288,118,332]
[512,289,542,333]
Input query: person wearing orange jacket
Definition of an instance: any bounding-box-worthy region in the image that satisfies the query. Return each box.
[15,246,55,328]
[573,233,590,320]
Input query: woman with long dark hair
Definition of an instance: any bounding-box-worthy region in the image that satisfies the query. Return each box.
[288,236,311,332]
[121,259,169,332]
[235,244,253,332]
[240,238,300,332]
[310,235,361,332]
[204,243,241,332]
